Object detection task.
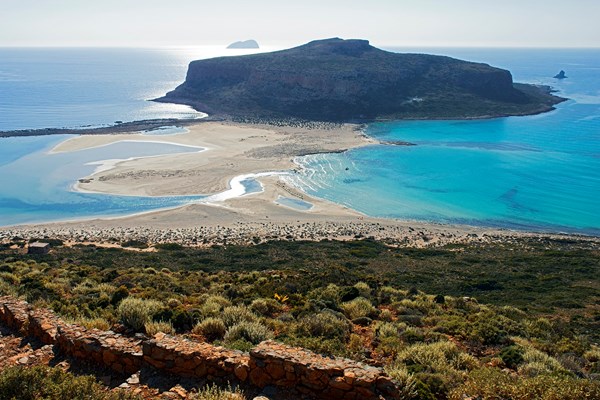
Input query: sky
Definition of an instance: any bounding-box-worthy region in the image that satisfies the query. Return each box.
[1,0,599,48]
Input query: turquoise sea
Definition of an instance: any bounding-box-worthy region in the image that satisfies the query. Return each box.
[288,48,600,235]
[0,47,599,234]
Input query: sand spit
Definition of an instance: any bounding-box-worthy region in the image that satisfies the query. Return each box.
[2,120,598,249]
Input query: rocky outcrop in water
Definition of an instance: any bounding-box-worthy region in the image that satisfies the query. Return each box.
[554,70,567,79]
[158,38,565,121]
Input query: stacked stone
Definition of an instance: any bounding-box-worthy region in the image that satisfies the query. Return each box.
[27,307,64,345]
[142,333,250,382]
[249,341,400,400]
[0,296,30,332]
[1,296,403,398]
[56,324,143,374]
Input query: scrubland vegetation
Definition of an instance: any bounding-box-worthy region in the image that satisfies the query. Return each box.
[1,238,599,399]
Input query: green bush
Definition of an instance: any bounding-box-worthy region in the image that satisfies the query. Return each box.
[145,320,175,336]
[449,367,600,400]
[192,317,227,341]
[221,305,256,328]
[341,297,376,320]
[296,311,351,340]
[111,285,129,305]
[224,321,273,345]
[0,365,138,400]
[250,298,282,317]
[499,345,524,369]
[117,297,163,332]
[384,363,419,399]
[397,341,478,376]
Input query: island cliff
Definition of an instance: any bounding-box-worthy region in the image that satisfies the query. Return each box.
[157,38,565,121]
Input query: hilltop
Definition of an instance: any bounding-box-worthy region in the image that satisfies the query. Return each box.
[157,38,565,121]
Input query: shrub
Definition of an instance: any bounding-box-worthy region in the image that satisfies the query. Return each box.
[111,285,129,305]
[0,365,138,400]
[309,283,341,308]
[166,298,181,308]
[499,345,524,369]
[341,297,376,320]
[69,317,111,331]
[221,305,256,328]
[375,322,400,339]
[397,341,477,376]
[145,320,175,336]
[200,295,231,317]
[519,347,567,377]
[380,309,393,322]
[377,286,403,305]
[192,318,227,341]
[0,279,17,296]
[117,297,163,332]
[354,281,371,298]
[195,383,244,400]
[433,294,445,304]
[0,272,19,285]
[384,363,419,399]
[224,321,273,345]
[250,298,282,317]
[296,311,351,340]
[449,367,600,400]
[340,286,360,302]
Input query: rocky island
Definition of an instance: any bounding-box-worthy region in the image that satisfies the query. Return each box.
[554,70,568,79]
[157,38,565,121]
[226,39,260,49]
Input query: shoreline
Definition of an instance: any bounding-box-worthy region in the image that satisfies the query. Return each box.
[1,120,598,248]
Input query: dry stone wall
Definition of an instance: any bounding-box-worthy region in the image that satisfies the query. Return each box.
[0,296,401,399]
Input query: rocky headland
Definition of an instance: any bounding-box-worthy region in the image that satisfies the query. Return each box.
[157,38,566,122]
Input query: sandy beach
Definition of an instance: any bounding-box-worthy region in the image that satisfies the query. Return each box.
[52,121,372,197]
[2,120,599,249]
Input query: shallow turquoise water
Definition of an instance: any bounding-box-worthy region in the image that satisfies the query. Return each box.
[0,135,205,226]
[288,49,600,235]
[275,196,314,211]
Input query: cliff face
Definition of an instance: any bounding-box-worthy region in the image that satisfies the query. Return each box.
[158,38,564,121]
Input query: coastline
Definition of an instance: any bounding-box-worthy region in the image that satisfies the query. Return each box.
[1,119,599,249]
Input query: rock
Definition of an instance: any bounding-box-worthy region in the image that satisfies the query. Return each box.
[126,374,140,385]
[227,39,259,49]
[554,70,567,79]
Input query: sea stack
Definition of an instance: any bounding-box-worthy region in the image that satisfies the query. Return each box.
[227,40,259,49]
[554,70,567,79]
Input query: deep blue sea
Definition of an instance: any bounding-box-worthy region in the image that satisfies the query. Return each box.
[0,47,599,233]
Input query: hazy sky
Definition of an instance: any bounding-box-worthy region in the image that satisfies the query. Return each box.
[1,0,599,48]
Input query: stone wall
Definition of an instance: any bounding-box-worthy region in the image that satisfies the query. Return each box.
[0,296,30,332]
[143,332,250,382]
[0,297,401,399]
[249,341,399,400]
[56,324,143,374]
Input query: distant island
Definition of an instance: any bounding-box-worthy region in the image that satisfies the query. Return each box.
[226,39,259,49]
[157,38,566,122]
[554,70,567,79]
